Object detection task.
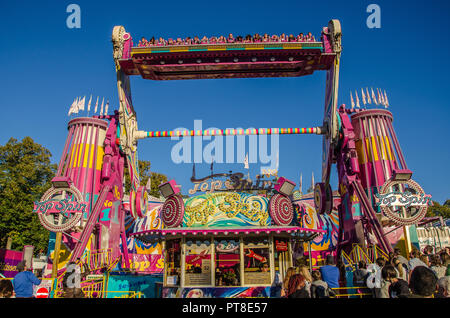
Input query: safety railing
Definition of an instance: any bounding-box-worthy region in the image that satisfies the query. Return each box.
[85,290,144,298]
[83,248,113,271]
[341,244,389,269]
[331,286,372,298]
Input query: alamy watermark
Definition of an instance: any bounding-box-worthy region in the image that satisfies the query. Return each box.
[66,4,81,29]
[366,4,381,29]
[170,120,279,173]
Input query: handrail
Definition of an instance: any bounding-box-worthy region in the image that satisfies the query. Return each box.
[331,286,372,298]
[133,40,322,50]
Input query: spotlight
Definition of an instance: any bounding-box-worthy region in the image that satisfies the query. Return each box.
[392,169,413,181]
[159,180,181,198]
[51,176,72,188]
[274,177,296,196]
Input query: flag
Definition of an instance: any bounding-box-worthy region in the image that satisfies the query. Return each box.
[100,97,104,115]
[355,90,360,108]
[371,88,378,105]
[377,88,382,106]
[78,96,85,111]
[299,173,303,193]
[366,87,372,104]
[361,88,367,106]
[244,153,249,169]
[384,90,389,107]
[145,175,151,191]
[381,90,387,108]
[73,97,80,114]
[105,100,109,115]
[94,96,99,113]
[350,91,355,109]
[68,98,77,116]
[87,95,92,112]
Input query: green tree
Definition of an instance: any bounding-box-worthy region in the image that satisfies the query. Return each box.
[123,160,168,198]
[426,199,450,219]
[0,137,57,252]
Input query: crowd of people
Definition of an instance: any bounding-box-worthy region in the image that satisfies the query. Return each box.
[276,246,450,298]
[0,260,88,298]
[137,32,317,47]
[2,246,449,298]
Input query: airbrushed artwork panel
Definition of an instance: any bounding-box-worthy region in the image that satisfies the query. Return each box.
[183,192,271,227]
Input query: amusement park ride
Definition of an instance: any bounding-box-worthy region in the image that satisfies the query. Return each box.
[34,19,431,297]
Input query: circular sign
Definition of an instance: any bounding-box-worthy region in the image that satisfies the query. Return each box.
[377,178,430,226]
[269,193,294,226]
[161,195,184,228]
[36,287,49,298]
[34,185,86,232]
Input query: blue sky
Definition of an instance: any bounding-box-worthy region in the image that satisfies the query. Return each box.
[1,0,449,203]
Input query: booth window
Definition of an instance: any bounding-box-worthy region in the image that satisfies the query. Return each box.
[243,237,271,285]
[214,239,241,287]
[184,239,212,286]
[165,239,181,286]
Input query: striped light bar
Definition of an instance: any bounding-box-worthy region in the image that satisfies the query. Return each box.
[143,127,322,138]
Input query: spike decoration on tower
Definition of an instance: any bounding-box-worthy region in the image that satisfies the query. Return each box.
[348,88,390,110]
[68,96,110,116]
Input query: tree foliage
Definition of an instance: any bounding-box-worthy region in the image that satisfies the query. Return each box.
[0,137,57,252]
[123,160,168,198]
[426,199,450,219]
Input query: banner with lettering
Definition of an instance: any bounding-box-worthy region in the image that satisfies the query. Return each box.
[0,249,23,278]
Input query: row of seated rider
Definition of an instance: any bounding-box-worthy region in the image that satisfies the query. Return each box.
[137,32,316,47]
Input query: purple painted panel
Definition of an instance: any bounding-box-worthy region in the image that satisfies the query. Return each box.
[0,249,23,278]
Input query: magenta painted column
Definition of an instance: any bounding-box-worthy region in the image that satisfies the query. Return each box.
[351,109,407,204]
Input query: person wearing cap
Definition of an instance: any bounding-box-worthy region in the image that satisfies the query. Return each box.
[12,261,41,298]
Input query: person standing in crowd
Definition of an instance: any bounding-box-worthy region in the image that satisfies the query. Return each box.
[378,264,391,298]
[12,261,41,298]
[353,261,369,287]
[430,255,447,279]
[440,252,450,268]
[287,274,310,298]
[0,279,14,298]
[319,255,340,289]
[270,268,283,298]
[366,257,385,297]
[423,245,434,263]
[399,266,438,298]
[298,265,312,297]
[336,259,347,287]
[419,254,430,267]
[382,264,410,298]
[311,270,335,298]
[436,276,450,298]
[392,257,408,281]
[394,247,409,267]
[408,248,428,273]
[281,267,296,297]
